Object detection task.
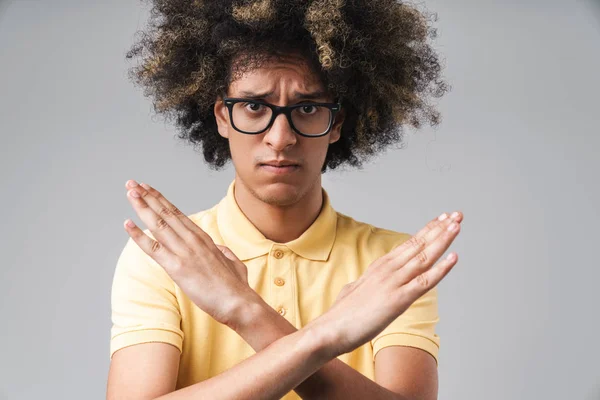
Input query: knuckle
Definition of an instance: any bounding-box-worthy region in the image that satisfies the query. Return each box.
[150,239,162,254]
[171,205,184,217]
[158,206,173,219]
[156,217,169,230]
[416,250,428,264]
[137,197,150,208]
[416,273,429,288]
[408,235,427,250]
[170,259,185,274]
[407,236,419,249]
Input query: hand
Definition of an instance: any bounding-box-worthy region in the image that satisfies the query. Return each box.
[308,211,463,359]
[123,179,259,330]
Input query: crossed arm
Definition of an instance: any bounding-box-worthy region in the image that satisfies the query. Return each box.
[108,295,438,400]
[107,181,460,400]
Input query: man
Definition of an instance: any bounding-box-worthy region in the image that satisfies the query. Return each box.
[107,1,461,399]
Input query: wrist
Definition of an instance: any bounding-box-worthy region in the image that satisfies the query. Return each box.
[301,317,340,362]
[226,289,269,333]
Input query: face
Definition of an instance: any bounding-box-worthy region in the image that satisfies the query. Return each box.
[214,54,345,207]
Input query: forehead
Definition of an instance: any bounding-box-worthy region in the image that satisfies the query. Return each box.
[228,55,324,94]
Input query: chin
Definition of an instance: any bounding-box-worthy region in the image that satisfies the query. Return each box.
[255,181,304,207]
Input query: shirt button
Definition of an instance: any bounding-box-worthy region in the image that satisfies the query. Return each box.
[273,250,284,259]
[277,306,287,316]
[274,277,285,286]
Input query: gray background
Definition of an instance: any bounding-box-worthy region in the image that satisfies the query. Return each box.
[1,0,599,399]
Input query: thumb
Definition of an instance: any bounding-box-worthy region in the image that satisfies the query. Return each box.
[216,244,248,282]
[216,244,240,262]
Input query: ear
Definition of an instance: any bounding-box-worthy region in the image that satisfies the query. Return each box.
[214,96,230,139]
[329,108,345,144]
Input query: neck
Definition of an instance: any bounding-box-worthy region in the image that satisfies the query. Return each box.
[233,177,324,243]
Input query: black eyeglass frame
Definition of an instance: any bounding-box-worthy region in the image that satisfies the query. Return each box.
[222,97,342,138]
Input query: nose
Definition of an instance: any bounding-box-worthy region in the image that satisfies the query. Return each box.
[263,113,297,151]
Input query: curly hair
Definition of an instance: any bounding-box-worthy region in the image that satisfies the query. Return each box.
[126,0,450,171]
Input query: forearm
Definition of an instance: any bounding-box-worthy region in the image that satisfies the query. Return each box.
[236,301,408,400]
[154,326,328,400]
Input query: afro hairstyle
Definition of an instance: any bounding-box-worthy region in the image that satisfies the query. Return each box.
[126,0,450,171]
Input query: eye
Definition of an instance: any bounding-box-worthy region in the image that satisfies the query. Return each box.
[299,105,317,114]
[243,102,264,112]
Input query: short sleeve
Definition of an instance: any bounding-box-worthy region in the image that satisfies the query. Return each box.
[110,235,184,359]
[370,287,440,365]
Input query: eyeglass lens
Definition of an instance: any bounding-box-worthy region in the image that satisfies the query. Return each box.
[231,102,332,136]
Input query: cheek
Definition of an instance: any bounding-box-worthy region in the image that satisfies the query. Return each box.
[303,138,331,168]
[228,132,257,164]
[316,137,332,157]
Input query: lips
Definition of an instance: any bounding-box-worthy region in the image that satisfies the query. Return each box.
[259,160,300,167]
[261,163,298,167]
[259,162,300,174]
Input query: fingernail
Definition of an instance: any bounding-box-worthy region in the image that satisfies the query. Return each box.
[129,189,140,198]
[451,211,459,220]
[127,180,139,187]
[438,213,448,221]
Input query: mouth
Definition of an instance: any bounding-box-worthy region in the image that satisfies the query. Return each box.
[259,163,300,174]
[260,162,299,167]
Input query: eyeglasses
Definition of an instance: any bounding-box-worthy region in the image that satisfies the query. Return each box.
[222,98,342,138]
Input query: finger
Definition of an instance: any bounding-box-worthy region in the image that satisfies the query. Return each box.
[395,215,461,286]
[404,251,458,298]
[216,244,248,282]
[216,244,238,261]
[400,211,462,253]
[130,181,217,247]
[123,218,179,273]
[371,211,461,271]
[126,183,194,256]
[421,212,454,235]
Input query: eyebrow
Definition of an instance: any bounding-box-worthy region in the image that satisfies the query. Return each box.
[237,90,328,101]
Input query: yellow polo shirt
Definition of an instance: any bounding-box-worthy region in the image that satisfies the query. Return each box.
[110,180,440,398]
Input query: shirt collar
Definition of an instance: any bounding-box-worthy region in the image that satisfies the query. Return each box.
[216,180,337,261]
